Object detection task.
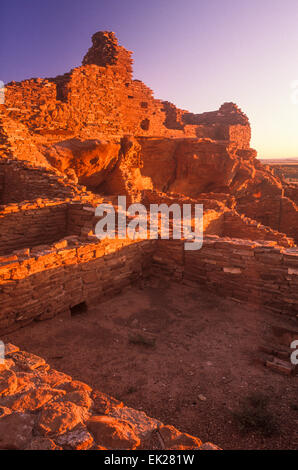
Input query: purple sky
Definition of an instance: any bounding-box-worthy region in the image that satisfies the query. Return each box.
[1,0,298,158]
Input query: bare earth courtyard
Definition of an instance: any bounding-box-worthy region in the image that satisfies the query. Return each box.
[4,280,298,450]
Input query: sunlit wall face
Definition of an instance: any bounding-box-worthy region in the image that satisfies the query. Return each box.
[1,0,298,158]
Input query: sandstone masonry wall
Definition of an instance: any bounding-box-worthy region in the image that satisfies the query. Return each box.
[0,237,154,333]
[152,237,298,317]
[223,212,294,247]
[285,185,298,206]
[3,33,252,149]
[0,158,82,204]
[140,190,294,246]
[237,195,298,244]
[0,201,68,255]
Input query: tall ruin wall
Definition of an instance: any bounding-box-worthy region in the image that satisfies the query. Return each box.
[2,32,252,150]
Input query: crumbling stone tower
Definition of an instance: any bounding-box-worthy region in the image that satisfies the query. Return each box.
[82,31,133,81]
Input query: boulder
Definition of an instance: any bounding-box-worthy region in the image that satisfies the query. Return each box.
[87,415,140,450]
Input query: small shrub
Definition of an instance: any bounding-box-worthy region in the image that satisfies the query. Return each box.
[126,386,138,395]
[128,332,156,347]
[233,392,278,437]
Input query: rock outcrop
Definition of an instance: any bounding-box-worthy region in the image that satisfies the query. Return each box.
[0,344,220,450]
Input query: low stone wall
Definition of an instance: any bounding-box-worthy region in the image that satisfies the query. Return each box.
[0,237,154,333]
[0,343,219,450]
[0,158,82,204]
[67,203,96,236]
[1,204,298,333]
[0,201,68,255]
[237,195,298,245]
[236,195,282,231]
[285,185,298,206]
[280,197,298,243]
[152,237,298,317]
[0,195,110,256]
[140,189,226,236]
[223,212,294,247]
[0,192,292,258]
[141,190,294,245]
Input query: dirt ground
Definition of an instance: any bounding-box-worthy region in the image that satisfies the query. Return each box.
[4,279,298,450]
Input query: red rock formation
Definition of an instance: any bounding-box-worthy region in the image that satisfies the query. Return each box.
[43,138,120,189]
[0,344,219,450]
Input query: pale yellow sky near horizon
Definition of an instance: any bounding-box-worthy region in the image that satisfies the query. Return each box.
[249,81,298,159]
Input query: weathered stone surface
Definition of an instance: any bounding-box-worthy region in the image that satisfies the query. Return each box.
[5,343,20,355]
[63,390,93,409]
[0,345,218,450]
[56,427,94,450]
[0,369,18,397]
[59,380,92,394]
[110,406,161,439]
[36,368,72,388]
[87,415,140,450]
[158,425,202,450]
[10,371,37,394]
[38,401,87,436]
[199,442,221,450]
[44,139,120,189]
[27,437,62,450]
[91,390,123,414]
[6,386,65,412]
[0,412,35,449]
[0,405,12,419]
[11,351,46,371]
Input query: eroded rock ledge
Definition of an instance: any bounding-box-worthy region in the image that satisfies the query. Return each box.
[0,343,220,450]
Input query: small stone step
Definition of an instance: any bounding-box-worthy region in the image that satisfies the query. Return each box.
[265,357,294,376]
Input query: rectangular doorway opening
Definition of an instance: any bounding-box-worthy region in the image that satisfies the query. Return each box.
[70,301,87,316]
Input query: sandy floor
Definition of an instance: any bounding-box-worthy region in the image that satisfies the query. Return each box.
[4,279,298,450]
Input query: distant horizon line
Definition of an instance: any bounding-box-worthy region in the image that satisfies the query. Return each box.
[258,157,298,161]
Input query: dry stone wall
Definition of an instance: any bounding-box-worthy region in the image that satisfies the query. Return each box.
[237,195,298,244]
[223,211,294,247]
[2,231,298,335]
[3,33,252,148]
[140,190,294,246]
[152,237,298,317]
[0,237,154,333]
[285,185,298,205]
[0,158,82,204]
[0,200,68,255]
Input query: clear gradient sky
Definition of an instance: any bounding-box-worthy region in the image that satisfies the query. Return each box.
[1,0,298,158]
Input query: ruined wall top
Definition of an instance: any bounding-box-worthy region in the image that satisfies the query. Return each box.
[82,31,133,79]
[2,31,252,145]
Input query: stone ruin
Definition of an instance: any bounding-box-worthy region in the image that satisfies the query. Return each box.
[0,31,298,450]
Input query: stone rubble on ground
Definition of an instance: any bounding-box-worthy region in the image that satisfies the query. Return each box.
[0,344,221,450]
